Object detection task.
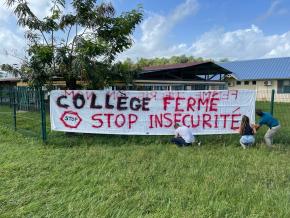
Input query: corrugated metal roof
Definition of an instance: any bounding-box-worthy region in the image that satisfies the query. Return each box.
[219,57,290,80]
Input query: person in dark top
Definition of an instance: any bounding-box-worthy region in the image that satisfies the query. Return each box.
[255,109,280,147]
[239,115,256,149]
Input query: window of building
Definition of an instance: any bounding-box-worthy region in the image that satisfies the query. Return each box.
[219,85,227,90]
[252,81,256,85]
[236,81,241,85]
[171,85,185,90]
[278,80,290,93]
[244,81,249,85]
[144,85,153,91]
[186,85,191,90]
[153,85,169,91]
[191,84,209,90]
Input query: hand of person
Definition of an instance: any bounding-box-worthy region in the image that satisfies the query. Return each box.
[251,124,257,129]
[252,124,260,131]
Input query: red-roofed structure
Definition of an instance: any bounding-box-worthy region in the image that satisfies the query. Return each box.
[114,61,232,91]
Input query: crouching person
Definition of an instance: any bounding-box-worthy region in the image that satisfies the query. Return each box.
[171,123,195,147]
[255,109,281,147]
[239,115,256,149]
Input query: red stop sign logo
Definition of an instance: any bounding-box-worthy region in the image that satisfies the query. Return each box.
[60,111,82,128]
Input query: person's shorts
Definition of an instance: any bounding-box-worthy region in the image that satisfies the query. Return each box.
[240,135,255,145]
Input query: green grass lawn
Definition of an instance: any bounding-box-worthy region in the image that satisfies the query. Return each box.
[0,126,290,217]
[0,102,290,217]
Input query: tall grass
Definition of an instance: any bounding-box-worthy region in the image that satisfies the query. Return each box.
[0,126,290,217]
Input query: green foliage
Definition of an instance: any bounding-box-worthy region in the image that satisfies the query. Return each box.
[111,60,141,87]
[0,64,22,77]
[121,55,210,68]
[4,0,143,89]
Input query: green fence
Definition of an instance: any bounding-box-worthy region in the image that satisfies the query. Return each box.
[0,87,289,145]
[16,86,41,111]
[255,89,290,145]
[0,87,47,142]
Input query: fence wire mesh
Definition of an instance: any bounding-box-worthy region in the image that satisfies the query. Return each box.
[255,89,290,145]
[0,87,46,140]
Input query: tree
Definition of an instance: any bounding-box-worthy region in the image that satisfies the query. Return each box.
[111,58,141,88]
[4,0,143,89]
[134,55,208,68]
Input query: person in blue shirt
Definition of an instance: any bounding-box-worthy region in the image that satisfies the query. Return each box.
[255,109,281,147]
[239,115,256,149]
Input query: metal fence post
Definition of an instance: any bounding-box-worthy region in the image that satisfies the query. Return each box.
[39,88,47,143]
[270,89,275,115]
[13,87,17,131]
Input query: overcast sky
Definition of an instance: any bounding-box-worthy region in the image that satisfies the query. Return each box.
[1,0,290,65]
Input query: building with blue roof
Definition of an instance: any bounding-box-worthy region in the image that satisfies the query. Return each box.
[220,57,290,95]
[122,57,290,102]
[132,57,290,102]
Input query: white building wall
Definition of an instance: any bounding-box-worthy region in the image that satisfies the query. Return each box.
[227,78,290,102]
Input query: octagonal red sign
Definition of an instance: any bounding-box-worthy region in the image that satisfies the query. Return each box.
[60,111,82,128]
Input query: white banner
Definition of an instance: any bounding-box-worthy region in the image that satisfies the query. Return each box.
[50,90,256,135]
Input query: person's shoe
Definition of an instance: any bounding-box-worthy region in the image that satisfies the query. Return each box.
[241,143,247,149]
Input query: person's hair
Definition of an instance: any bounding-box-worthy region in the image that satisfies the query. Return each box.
[240,115,250,135]
[256,109,263,116]
[174,123,180,129]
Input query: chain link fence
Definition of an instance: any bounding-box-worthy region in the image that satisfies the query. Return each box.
[0,87,47,141]
[255,89,290,145]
